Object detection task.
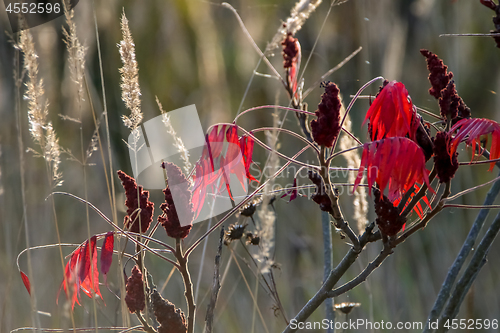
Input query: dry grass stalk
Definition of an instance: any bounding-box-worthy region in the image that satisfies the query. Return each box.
[266,0,323,55]
[119,12,143,130]
[18,29,62,186]
[63,0,86,104]
[338,95,367,233]
[254,108,280,273]
[18,29,47,146]
[156,97,192,176]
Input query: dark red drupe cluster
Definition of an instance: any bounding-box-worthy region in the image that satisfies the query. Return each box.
[125,265,145,313]
[152,289,187,333]
[311,81,341,148]
[117,170,154,233]
[159,162,194,239]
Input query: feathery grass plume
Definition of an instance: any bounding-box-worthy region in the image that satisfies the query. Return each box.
[18,29,63,186]
[156,97,192,176]
[119,12,142,130]
[266,0,322,56]
[254,108,279,273]
[338,96,368,233]
[44,124,63,186]
[63,0,86,104]
[18,29,48,145]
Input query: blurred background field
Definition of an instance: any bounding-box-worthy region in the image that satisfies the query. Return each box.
[1,0,500,332]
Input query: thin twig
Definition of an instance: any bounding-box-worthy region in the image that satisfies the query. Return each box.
[204,227,224,333]
[303,46,363,99]
[222,3,285,87]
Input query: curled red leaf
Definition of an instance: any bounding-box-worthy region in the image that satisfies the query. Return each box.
[100,232,114,284]
[20,271,31,295]
[192,125,257,218]
[281,178,298,202]
[58,236,103,310]
[451,118,500,171]
[363,81,419,141]
[353,137,432,201]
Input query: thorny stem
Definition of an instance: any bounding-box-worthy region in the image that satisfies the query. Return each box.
[175,239,195,333]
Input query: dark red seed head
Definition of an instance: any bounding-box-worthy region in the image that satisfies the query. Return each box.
[152,289,187,333]
[282,33,300,69]
[420,49,453,100]
[310,81,341,148]
[117,170,154,233]
[125,265,145,313]
[158,162,194,239]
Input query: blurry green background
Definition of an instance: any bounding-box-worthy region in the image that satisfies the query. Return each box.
[1,0,500,332]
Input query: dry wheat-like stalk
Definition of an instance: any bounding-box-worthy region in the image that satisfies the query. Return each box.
[119,12,142,130]
[63,0,86,104]
[338,96,367,234]
[18,29,62,186]
[44,123,63,186]
[18,29,47,145]
[156,97,192,176]
[266,0,323,56]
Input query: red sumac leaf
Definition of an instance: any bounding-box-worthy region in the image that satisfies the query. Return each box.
[451,118,500,171]
[100,232,114,276]
[353,137,432,201]
[20,271,31,295]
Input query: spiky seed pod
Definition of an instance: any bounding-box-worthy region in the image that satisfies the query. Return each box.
[246,232,260,245]
[239,196,262,217]
[117,170,154,233]
[158,162,194,239]
[224,224,247,245]
[311,81,341,148]
[433,131,459,183]
[308,170,333,213]
[373,189,406,236]
[334,302,361,315]
[125,265,145,313]
[420,49,453,99]
[151,289,187,333]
